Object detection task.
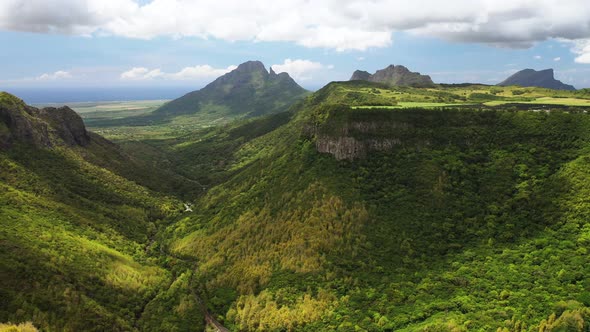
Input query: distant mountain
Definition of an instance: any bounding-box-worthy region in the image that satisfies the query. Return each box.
[349,64,435,87]
[350,70,371,81]
[497,68,575,91]
[155,60,309,118]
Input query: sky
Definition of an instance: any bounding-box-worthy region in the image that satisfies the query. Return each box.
[1,0,590,99]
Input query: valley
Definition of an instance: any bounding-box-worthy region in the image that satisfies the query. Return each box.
[4,0,590,330]
[3,62,590,331]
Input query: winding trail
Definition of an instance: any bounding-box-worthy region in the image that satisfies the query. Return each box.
[143,207,228,330]
[193,289,230,332]
[187,262,230,331]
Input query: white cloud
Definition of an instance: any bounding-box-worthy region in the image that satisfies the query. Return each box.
[534,55,542,60]
[37,70,72,80]
[2,0,590,55]
[554,57,561,61]
[120,67,163,80]
[271,59,332,81]
[572,39,590,64]
[0,0,137,35]
[166,65,238,80]
[120,64,236,81]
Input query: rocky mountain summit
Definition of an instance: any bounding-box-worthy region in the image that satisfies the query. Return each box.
[0,92,90,148]
[350,65,434,87]
[350,70,372,81]
[156,60,309,117]
[497,68,575,91]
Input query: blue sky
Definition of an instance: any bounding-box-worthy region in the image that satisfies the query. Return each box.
[1,0,590,93]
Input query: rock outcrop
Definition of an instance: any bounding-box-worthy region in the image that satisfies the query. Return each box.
[497,69,575,91]
[350,70,371,81]
[349,65,435,87]
[316,136,403,160]
[38,106,91,146]
[311,118,413,160]
[0,92,90,149]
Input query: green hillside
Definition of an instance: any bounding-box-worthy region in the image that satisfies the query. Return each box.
[165,82,590,331]
[156,61,308,117]
[0,93,203,331]
[5,79,590,331]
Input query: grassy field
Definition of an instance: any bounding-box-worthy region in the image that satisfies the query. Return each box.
[71,100,168,114]
[36,100,168,118]
[335,82,590,110]
[89,112,232,142]
[355,98,590,109]
[484,96,590,106]
[353,102,472,109]
[43,100,237,142]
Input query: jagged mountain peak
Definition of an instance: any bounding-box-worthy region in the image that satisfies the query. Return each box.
[235,60,268,74]
[349,64,434,87]
[350,70,371,81]
[497,68,576,91]
[155,60,309,117]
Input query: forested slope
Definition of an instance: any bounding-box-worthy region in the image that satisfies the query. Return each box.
[167,82,590,331]
[0,92,202,331]
[5,78,590,331]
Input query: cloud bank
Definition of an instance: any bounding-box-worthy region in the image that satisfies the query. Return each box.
[1,0,590,58]
[120,64,237,80]
[572,39,590,64]
[37,70,72,80]
[271,59,332,81]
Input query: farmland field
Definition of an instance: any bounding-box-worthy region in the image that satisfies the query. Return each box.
[45,100,235,142]
[484,97,590,107]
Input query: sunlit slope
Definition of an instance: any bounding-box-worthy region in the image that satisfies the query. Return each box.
[0,93,202,331]
[300,80,590,109]
[169,82,590,331]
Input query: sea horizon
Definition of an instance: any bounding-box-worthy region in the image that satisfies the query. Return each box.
[1,86,193,105]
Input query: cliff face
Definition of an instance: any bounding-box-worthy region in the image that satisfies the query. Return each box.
[316,136,403,160]
[0,92,90,149]
[305,102,508,161]
[349,65,434,87]
[497,68,576,91]
[308,107,416,160]
[38,106,91,146]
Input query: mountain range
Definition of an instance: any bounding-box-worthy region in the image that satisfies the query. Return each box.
[350,64,435,87]
[2,61,590,331]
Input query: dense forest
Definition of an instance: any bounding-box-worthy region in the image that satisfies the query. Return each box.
[159,82,590,331]
[0,92,202,331]
[3,79,590,331]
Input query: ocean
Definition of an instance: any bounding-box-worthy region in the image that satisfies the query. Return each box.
[3,87,194,105]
